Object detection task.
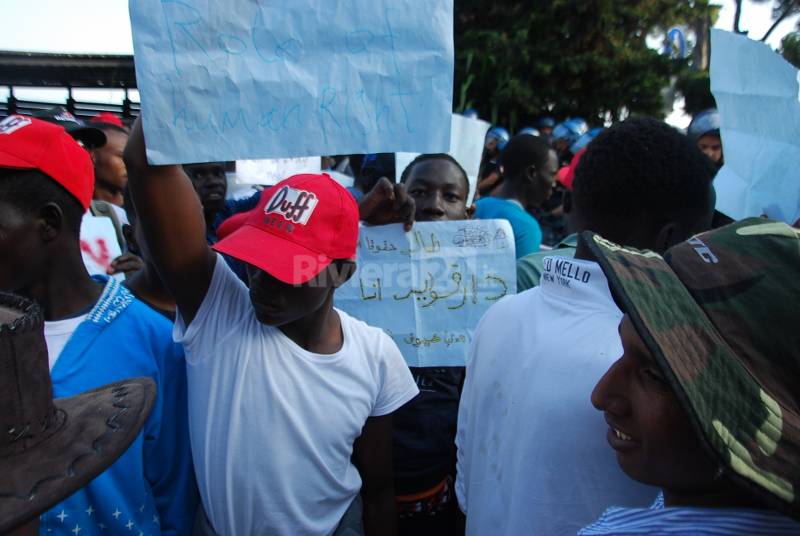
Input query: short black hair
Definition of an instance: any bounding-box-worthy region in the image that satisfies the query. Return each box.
[0,168,84,236]
[572,117,715,224]
[500,134,551,181]
[400,153,469,192]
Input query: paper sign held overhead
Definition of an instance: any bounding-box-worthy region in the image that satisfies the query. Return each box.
[335,220,516,367]
[710,30,800,225]
[131,0,454,164]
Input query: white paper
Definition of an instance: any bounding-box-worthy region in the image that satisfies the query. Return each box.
[235,157,321,185]
[710,30,800,224]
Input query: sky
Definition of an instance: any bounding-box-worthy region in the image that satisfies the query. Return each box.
[0,0,797,111]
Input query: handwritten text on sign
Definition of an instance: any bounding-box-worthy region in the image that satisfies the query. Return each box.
[335,220,517,367]
[130,0,454,164]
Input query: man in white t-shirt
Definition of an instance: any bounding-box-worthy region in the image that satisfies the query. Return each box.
[124,119,418,536]
[456,118,719,535]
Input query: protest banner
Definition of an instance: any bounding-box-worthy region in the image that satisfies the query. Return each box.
[236,157,321,186]
[710,30,800,225]
[80,214,123,281]
[335,220,516,367]
[130,1,454,164]
[396,113,491,205]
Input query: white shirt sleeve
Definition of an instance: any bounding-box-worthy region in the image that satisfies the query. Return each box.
[369,331,419,417]
[173,254,251,363]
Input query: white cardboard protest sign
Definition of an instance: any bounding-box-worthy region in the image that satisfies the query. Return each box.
[396,113,491,205]
[130,0,454,164]
[335,220,516,367]
[80,214,123,281]
[710,30,800,224]
[235,157,322,186]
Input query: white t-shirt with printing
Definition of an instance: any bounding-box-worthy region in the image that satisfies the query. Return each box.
[456,256,656,536]
[175,254,418,536]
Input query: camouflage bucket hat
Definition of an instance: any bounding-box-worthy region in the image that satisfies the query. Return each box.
[583,218,800,518]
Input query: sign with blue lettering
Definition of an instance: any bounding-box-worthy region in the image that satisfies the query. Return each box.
[335,220,516,367]
[130,1,454,164]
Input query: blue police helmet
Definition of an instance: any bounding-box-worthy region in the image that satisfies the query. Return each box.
[552,119,586,146]
[486,126,511,150]
[536,117,556,129]
[462,108,479,119]
[687,108,721,140]
[569,127,604,154]
[518,127,540,137]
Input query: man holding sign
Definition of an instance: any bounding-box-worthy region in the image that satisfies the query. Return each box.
[125,119,418,535]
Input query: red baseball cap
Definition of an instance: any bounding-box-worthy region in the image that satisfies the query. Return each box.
[213,173,359,285]
[556,147,587,191]
[91,112,125,128]
[0,115,94,210]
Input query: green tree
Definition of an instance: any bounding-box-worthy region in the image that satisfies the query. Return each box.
[454,0,717,130]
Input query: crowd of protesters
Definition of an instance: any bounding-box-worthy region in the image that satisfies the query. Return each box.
[0,77,798,536]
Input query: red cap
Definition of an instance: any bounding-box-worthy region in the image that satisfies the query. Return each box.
[0,115,94,210]
[91,112,125,128]
[213,173,359,284]
[557,147,587,191]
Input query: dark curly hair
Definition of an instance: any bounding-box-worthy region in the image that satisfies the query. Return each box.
[572,117,715,225]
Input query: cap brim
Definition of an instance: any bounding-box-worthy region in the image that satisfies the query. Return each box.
[65,126,106,149]
[0,146,38,170]
[213,223,333,285]
[583,231,799,518]
[0,377,156,533]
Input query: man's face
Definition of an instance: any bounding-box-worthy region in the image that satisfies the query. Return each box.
[539,126,553,137]
[526,149,559,208]
[697,134,722,164]
[591,316,720,493]
[405,159,470,222]
[247,263,342,326]
[184,163,227,212]
[92,129,129,206]
[0,200,42,293]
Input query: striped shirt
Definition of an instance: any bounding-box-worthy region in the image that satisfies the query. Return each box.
[579,493,800,535]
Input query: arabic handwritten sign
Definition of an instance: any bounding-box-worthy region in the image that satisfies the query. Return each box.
[130,0,454,164]
[710,30,800,224]
[80,214,123,281]
[396,113,491,205]
[335,220,516,367]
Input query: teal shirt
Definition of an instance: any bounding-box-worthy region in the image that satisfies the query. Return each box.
[516,233,579,291]
[474,197,542,258]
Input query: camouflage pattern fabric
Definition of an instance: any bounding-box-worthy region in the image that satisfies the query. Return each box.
[582,218,800,519]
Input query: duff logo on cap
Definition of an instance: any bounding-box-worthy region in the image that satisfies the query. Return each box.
[265,186,319,225]
[0,116,31,135]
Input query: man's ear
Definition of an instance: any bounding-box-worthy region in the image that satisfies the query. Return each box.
[330,260,357,288]
[524,164,538,183]
[122,223,140,255]
[38,202,64,242]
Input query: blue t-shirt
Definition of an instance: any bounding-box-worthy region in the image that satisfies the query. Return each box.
[474,197,542,258]
[40,277,197,536]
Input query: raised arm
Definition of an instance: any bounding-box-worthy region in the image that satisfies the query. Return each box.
[123,118,216,324]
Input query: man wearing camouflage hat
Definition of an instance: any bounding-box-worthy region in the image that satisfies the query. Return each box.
[581,218,800,533]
